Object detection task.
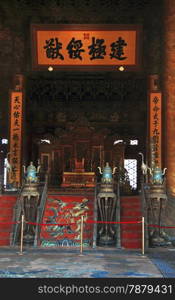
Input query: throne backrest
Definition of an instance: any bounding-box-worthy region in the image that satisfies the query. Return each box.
[75,158,85,172]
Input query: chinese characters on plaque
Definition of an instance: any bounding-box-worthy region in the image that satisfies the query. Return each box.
[150,93,162,168]
[32,25,141,70]
[9,91,23,187]
[43,36,128,62]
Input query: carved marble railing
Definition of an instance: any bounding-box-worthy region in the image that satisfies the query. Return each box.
[10,175,48,247]
[10,184,25,246]
[33,175,48,247]
[92,180,120,248]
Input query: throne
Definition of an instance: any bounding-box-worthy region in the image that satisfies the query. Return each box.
[74,158,85,172]
[62,157,95,188]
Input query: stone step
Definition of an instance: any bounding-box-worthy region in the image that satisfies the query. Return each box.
[0,195,17,246]
[121,239,142,249]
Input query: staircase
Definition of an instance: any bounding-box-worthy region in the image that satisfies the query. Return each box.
[0,195,17,246]
[0,192,143,249]
[120,195,142,249]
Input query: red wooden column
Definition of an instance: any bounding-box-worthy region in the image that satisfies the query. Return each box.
[163,0,175,196]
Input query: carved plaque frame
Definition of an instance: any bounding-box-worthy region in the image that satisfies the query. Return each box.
[31,24,142,72]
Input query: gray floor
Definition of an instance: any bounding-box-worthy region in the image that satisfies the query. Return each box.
[1,246,175,298]
[0,245,173,278]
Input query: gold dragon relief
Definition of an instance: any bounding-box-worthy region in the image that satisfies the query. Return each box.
[45,197,90,239]
[67,198,90,240]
